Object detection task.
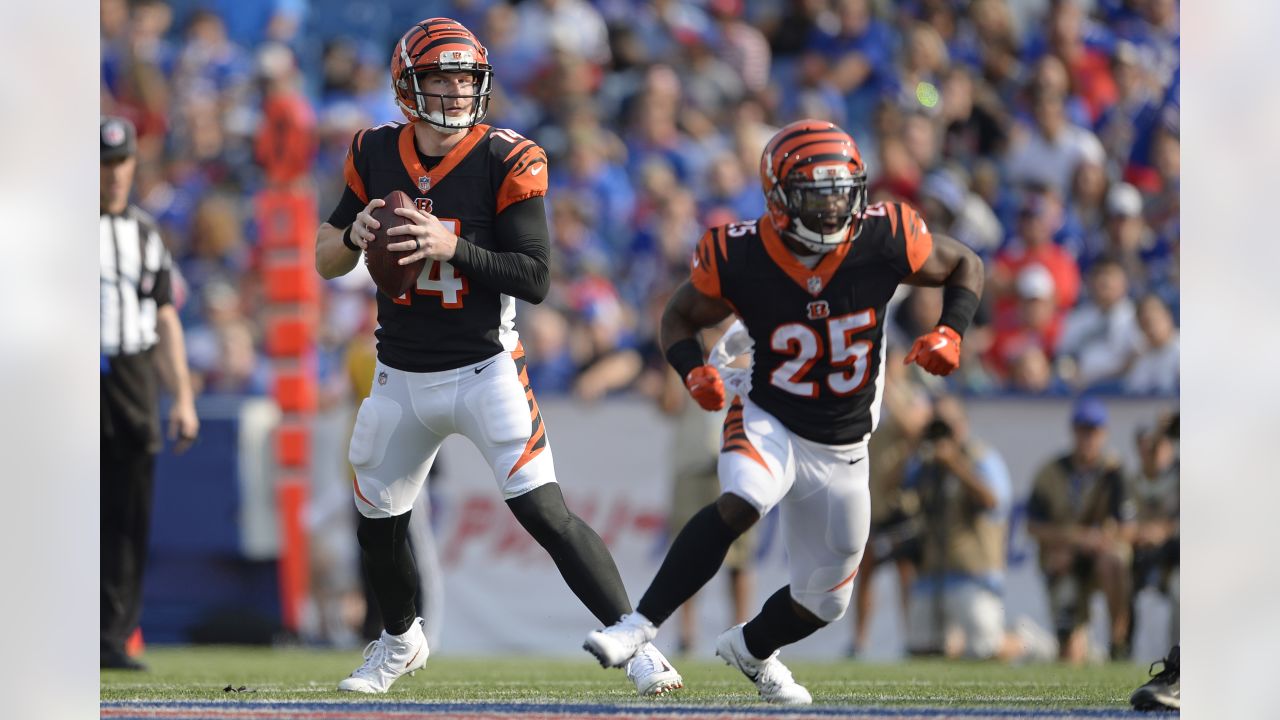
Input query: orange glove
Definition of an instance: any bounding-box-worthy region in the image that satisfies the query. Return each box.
[684,365,726,411]
[905,325,962,376]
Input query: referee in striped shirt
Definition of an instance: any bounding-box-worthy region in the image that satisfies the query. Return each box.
[100,116,199,670]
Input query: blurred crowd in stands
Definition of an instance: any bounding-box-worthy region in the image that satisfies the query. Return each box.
[100,0,1179,401]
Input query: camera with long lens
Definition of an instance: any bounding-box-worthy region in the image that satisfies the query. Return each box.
[917,417,954,465]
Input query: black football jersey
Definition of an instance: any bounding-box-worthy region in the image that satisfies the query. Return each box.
[342,122,547,372]
[690,203,934,444]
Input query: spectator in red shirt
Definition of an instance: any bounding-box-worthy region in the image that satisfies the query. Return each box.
[1045,0,1117,123]
[986,264,1064,381]
[991,187,1081,324]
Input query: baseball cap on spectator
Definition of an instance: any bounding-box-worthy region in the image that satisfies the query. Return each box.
[1106,182,1143,218]
[101,116,137,162]
[1078,134,1106,167]
[1072,396,1109,428]
[1112,40,1140,68]
[1015,264,1055,300]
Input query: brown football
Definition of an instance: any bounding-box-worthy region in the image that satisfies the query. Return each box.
[364,190,426,298]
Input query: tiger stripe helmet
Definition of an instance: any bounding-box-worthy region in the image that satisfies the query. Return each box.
[760,119,869,253]
[391,18,493,133]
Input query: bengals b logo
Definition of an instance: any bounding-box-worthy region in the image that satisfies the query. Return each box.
[806,301,830,320]
[415,197,433,214]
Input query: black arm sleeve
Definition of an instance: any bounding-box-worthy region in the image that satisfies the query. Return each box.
[326,186,366,228]
[450,195,551,304]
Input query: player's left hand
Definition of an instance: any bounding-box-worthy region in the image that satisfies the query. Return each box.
[168,399,199,455]
[388,206,458,263]
[905,325,962,376]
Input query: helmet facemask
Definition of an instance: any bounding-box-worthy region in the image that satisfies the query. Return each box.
[777,166,868,254]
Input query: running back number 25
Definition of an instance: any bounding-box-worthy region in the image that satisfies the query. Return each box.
[769,309,877,397]
[392,218,468,308]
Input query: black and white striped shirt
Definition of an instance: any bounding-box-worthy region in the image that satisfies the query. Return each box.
[100,206,172,357]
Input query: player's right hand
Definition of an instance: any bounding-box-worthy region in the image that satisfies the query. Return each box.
[349,198,385,249]
[684,365,726,411]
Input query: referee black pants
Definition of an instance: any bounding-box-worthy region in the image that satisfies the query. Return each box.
[101,441,155,658]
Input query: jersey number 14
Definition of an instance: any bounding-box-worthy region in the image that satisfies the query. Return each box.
[393,218,468,308]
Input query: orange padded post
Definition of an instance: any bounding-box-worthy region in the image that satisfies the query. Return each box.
[273,371,317,413]
[276,423,309,468]
[265,316,312,357]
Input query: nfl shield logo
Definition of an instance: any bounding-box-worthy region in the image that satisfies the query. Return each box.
[418,176,431,193]
[377,371,388,386]
[807,276,823,295]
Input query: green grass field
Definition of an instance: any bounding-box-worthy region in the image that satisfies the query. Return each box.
[101,646,1146,710]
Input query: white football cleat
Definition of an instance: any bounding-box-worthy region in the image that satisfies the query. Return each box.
[337,618,429,693]
[626,643,683,696]
[715,623,812,705]
[583,612,658,668]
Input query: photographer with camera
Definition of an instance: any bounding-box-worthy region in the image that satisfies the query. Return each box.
[1128,411,1179,648]
[902,396,1045,660]
[1125,411,1179,710]
[1027,397,1135,663]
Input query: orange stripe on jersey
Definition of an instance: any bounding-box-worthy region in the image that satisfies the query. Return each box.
[759,221,852,297]
[690,228,723,299]
[355,129,368,152]
[343,144,368,204]
[899,203,934,272]
[504,139,535,162]
[497,143,548,214]
[720,400,770,476]
[825,567,859,592]
[397,122,488,198]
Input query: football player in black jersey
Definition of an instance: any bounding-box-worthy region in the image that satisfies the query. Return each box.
[315,18,681,696]
[584,119,984,703]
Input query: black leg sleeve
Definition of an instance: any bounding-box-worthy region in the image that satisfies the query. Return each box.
[742,585,828,659]
[506,483,632,625]
[636,502,741,627]
[356,512,419,636]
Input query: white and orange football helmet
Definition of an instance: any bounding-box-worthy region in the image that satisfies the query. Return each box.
[391,18,493,133]
[760,119,869,254]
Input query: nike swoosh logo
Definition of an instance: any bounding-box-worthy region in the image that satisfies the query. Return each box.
[404,645,423,668]
[475,360,497,374]
[848,457,864,465]
[930,338,949,351]
[530,164,543,176]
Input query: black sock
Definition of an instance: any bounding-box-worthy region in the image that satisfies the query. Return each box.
[357,512,418,636]
[636,503,740,626]
[507,484,632,625]
[742,586,828,659]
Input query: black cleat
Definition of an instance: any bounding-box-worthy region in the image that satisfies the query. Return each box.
[1130,645,1179,711]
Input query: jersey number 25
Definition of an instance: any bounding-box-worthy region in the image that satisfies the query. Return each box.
[769,309,876,397]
